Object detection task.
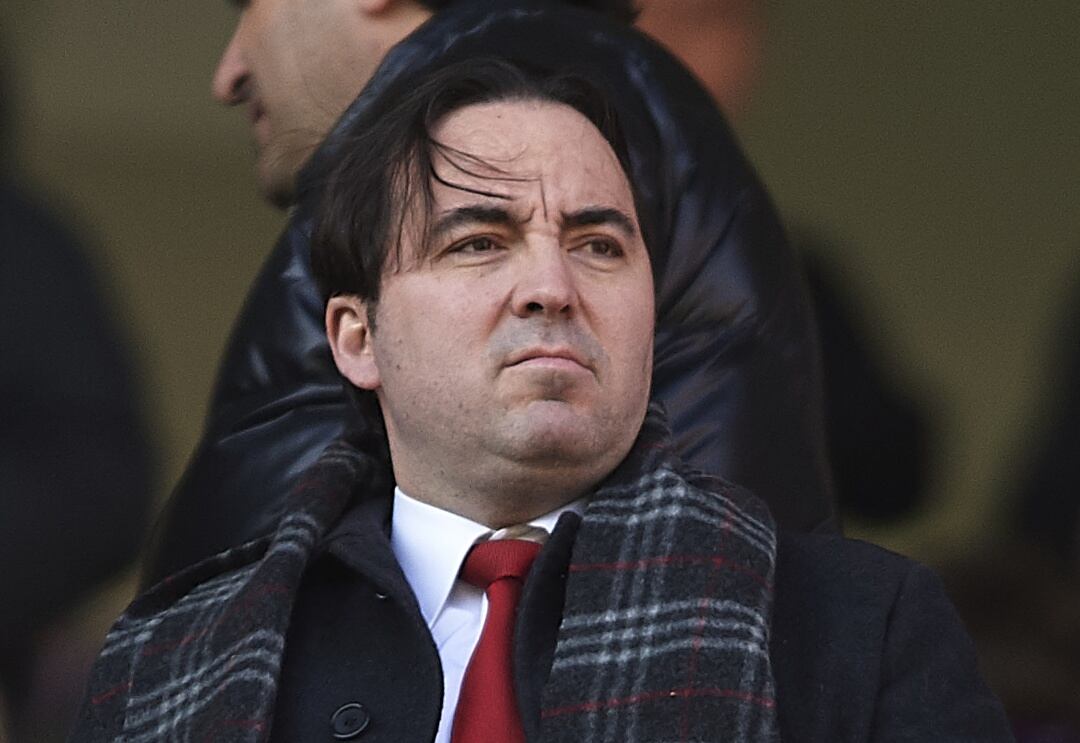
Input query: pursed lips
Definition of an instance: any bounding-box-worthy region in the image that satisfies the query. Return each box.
[505,347,594,374]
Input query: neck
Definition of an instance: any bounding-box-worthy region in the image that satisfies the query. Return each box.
[391,465,598,529]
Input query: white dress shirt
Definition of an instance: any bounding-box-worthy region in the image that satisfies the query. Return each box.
[390,488,586,743]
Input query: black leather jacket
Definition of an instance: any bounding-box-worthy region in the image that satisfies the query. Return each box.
[146,2,836,583]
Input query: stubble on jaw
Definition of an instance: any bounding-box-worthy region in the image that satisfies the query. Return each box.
[255,134,321,209]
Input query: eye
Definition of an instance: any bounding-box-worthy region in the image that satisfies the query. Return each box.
[449,236,500,254]
[581,238,625,258]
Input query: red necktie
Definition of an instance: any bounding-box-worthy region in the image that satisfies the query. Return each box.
[451,538,542,743]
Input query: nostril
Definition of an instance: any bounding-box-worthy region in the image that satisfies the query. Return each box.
[526,301,544,313]
[229,74,251,105]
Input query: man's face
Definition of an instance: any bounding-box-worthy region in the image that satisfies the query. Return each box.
[211,0,430,207]
[331,100,655,522]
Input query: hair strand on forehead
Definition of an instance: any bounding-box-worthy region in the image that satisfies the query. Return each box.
[311,57,643,315]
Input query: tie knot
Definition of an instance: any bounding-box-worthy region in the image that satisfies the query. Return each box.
[460,539,542,590]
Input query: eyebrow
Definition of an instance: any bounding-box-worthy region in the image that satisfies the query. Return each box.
[430,205,638,241]
[561,207,638,239]
[430,206,521,239]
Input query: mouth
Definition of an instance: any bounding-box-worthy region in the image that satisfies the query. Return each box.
[248,99,265,125]
[247,101,268,144]
[506,347,593,373]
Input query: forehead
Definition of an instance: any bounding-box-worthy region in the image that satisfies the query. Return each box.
[427,100,636,215]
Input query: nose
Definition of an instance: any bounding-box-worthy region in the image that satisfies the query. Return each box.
[511,246,579,319]
[211,28,249,105]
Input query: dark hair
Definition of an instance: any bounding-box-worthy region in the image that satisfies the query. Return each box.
[311,57,639,311]
[416,0,639,25]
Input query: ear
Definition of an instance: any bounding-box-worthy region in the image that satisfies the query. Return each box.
[326,296,381,391]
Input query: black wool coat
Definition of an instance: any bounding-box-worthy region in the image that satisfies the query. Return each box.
[273,519,1013,742]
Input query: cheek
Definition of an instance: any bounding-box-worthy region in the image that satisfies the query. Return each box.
[596,276,655,359]
[377,282,501,365]
[592,312,654,392]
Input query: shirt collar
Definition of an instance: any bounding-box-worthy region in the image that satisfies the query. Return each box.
[389,487,586,627]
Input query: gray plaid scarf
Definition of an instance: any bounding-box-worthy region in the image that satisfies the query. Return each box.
[74,405,777,742]
[540,405,779,741]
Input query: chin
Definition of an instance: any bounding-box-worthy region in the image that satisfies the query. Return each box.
[256,154,300,210]
[500,402,610,465]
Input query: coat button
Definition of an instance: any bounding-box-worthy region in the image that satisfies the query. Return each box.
[330,702,370,739]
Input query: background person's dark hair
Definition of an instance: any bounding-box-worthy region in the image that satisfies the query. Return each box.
[416,0,639,25]
[311,56,640,314]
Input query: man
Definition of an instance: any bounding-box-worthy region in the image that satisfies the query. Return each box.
[74,59,1010,742]
[147,0,836,582]
[210,0,436,208]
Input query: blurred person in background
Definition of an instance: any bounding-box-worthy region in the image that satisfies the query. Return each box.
[636,0,764,117]
[0,39,156,742]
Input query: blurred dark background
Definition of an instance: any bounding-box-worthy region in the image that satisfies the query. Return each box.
[1,0,1078,739]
